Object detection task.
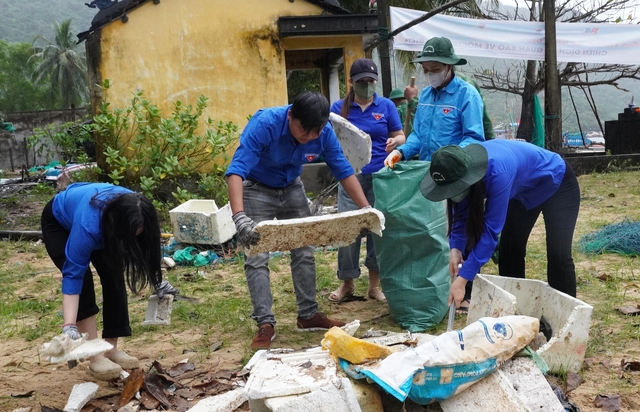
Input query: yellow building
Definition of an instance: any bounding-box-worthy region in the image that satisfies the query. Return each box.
[79,0,378,167]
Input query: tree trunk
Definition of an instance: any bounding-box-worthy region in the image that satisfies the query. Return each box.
[516,60,538,142]
[544,0,562,152]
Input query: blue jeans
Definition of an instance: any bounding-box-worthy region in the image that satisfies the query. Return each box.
[243,177,318,326]
[336,173,378,280]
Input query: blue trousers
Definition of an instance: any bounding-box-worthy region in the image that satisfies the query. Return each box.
[336,173,378,280]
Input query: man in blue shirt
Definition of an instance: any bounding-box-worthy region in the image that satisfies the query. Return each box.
[226,91,370,350]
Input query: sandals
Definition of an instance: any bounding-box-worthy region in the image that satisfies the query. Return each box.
[329,284,355,303]
[367,287,386,302]
[456,298,471,315]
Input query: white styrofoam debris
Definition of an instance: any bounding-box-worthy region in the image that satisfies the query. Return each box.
[63,382,99,412]
[143,294,174,326]
[468,274,593,373]
[169,200,235,245]
[186,388,248,412]
[341,320,361,336]
[246,209,385,255]
[500,357,565,411]
[440,368,532,412]
[329,112,372,174]
[43,338,113,363]
[245,350,337,399]
[264,378,362,412]
[12,408,32,412]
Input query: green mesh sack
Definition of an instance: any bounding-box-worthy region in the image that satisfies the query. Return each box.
[372,161,450,332]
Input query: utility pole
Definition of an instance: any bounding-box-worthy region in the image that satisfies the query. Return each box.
[544,0,562,152]
[376,0,392,97]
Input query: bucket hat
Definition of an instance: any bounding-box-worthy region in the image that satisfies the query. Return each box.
[389,89,404,100]
[412,37,467,65]
[350,58,379,82]
[420,144,488,201]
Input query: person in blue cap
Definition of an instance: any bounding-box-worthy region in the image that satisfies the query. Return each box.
[420,140,580,309]
[329,58,405,303]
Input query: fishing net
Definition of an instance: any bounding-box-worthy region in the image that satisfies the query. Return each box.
[578,218,640,256]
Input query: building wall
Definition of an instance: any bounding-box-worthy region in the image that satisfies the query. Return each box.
[90,0,349,130]
[0,109,88,171]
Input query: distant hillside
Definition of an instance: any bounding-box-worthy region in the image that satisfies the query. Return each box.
[0,0,97,43]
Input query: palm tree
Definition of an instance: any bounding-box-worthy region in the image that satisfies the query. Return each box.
[30,19,89,109]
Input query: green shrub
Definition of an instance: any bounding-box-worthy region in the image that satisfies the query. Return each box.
[27,118,92,164]
[91,81,239,211]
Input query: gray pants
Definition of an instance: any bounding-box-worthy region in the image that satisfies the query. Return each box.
[243,177,318,326]
[336,173,378,280]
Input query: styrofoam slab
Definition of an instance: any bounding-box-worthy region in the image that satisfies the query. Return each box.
[265,378,362,412]
[244,350,338,399]
[246,209,385,255]
[43,339,113,363]
[329,112,372,174]
[186,388,248,412]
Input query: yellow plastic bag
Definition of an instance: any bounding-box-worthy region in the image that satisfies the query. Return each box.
[321,326,395,364]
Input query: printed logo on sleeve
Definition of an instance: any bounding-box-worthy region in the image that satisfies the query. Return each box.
[305,154,319,162]
[372,113,384,121]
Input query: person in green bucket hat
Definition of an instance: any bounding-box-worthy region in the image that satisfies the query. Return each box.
[389,88,410,129]
[384,36,486,314]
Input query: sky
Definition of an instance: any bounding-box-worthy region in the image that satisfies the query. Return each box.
[501,0,640,22]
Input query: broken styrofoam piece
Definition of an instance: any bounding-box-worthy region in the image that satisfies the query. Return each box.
[63,382,99,412]
[468,274,593,373]
[439,367,532,412]
[341,320,361,336]
[500,357,565,411]
[186,388,248,412]
[246,209,385,255]
[42,337,113,363]
[264,378,362,412]
[12,408,32,412]
[143,294,174,325]
[329,112,372,175]
[245,349,338,400]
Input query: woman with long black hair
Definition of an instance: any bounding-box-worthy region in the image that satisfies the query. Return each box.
[41,182,163,380]
[420,140,580,310]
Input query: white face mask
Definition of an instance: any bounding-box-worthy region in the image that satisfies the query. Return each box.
[427,68,448,88]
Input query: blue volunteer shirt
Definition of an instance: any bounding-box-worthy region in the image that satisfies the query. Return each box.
[330,93,403,174]
[225,105,354,187]
[399,74,485,161]
[52,182,133,294]
[450,140,566,282]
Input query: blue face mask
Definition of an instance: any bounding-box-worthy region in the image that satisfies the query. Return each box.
[354,82,376,100]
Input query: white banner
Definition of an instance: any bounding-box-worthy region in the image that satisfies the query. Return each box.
[390,7,640,65]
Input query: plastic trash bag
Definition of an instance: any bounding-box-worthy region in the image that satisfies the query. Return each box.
[342,316,539,405]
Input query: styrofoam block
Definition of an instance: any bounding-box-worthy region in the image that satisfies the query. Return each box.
[186,388,247,412]
[500,358,565,411]
[246,209,385,255]
[169,200,235,245]
[63,382,99,412]
[143,294,174,325]
[468,274,593,373]
[440,368,532,412]
[42,338,113,363]
[329,112,372,174]
[244,350,338,399]
[264,378,362,412]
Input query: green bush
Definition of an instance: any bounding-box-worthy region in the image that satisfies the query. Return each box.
[91,82,239,211]
[27,118,92,164]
